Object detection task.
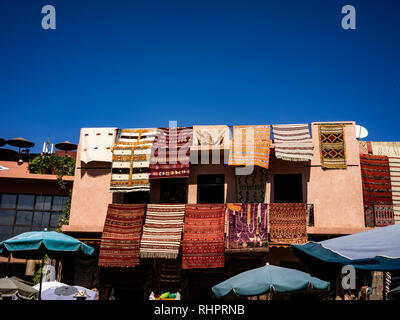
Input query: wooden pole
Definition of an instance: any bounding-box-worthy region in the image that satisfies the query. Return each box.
[39,258,45,300]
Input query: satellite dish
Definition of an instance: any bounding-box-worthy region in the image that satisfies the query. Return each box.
[355,125,368,139]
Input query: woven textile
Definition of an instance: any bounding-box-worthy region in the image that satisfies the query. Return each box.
[159,259,181,292]
[360,154,393,226]
[228,125,271,169]
[269,203,308,244]
[193,125,230,147]
[374,205,395,227]
[80,128,118,163]
[319,124,347,168]
[370,271,384,300]
[98,204,145,267]
[272,124,313,161]
[389,157,400,224]
[182,204,225,269]
[139,204,185,259]
[371,142,400,157]
[236,166,267,203]
[226,203,268,251]
[110,128,157,192]
[149,127,192,179]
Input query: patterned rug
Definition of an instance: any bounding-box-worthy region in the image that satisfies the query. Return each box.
[360,154,394,227]
[389,157,400,224]
[159,259,182,293]
[182,204,225,269]
[139,204,185,259]
[319,124,347,168]
[374,205,395,227]
[110,128,157,192]
[225,203,268,251]
[193,125,230,147]
[98,203,145,267]
[80,128,118,163]
[149,127,192,179]
[229,125,271,169]
[269,203,308,244]
[272,124,313,161]
[236,166,267,203]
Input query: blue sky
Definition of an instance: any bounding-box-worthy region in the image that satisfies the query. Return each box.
[0,0,399,153]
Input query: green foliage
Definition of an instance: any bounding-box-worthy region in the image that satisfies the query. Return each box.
[28,154,75,190]
[32,255,48,285]
[56,190,72,232]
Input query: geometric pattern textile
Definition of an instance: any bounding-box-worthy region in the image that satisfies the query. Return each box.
[319,124,347,169]
[110,128,157,192]
[269,203,308,244]
[98,204,146,267]
[182,204,225,269]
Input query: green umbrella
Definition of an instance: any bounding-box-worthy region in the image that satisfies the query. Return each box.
[212,264,330,298]
[0,276,39,300]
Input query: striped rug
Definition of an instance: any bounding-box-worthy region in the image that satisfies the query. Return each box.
[98,204,145,267]
[149,127,192,179]
[110,128,157,192]
[319,124,347,169]
[228,125,271,169]
[182,204,225,269]
[360,154,394,227]
[269,203,308,244]
[389,157,400,224]
[139,204,185,259]
[272,124,313,161]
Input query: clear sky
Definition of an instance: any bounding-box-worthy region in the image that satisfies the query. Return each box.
[1,0,399,153]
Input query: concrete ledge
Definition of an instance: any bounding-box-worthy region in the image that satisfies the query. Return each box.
[307,226,372,235]
[62,224,104,233]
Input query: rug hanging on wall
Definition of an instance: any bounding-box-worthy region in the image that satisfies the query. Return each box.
[139,204,185,259]
[149,127,192,179]
[80,128,118,163]
[269,203,308,244]
[182,204,225,269]
[159,259,182,293]
[98,203,145,267]
[236,166,267,203]
[225,203,268,251]
[110,128,157,192]
[360,154,394,227]
[228,125,271,169]
[272,124,313,162]
[319,124,347,169]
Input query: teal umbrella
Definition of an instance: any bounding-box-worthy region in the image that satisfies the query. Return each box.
[212,264,330,298]
[0,231,94,259]
[0,231,94,299]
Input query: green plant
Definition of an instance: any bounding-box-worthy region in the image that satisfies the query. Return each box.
[32,255,48,285]
[28,155,75,189]
[56,189,72,233]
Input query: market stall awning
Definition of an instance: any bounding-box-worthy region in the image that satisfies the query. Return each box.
[292,224,400,272]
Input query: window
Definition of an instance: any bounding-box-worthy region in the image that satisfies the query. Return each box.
[197,174,224,203]
[273,174,303,203]
[0,193,69,241]
[160,178,187,204]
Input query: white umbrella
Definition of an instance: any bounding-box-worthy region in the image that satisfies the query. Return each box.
[33,281,66,292]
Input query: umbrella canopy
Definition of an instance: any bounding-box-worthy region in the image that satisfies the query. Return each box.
[55,141,77,151]
[292,224,400,272]
[6,137,35,148]
[33,280,67,292]
[41,285,96,300]
[212,264,330,298]
[0,231,94,259]
[0,148,18,156]
[0,276,39,300]
[0,138,5,147]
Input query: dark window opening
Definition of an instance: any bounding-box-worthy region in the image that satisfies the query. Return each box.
[123,192,149,204]
[197,174,224,203]
[273,174,303,203]
[160,178,187,204]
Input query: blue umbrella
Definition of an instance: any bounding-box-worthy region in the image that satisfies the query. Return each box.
[0,231,94,259]
[0,231,94,299]
[292,224,400,271]
[212,264,330,298]
[41,285,96,300]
